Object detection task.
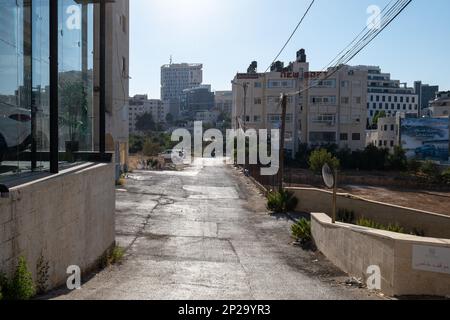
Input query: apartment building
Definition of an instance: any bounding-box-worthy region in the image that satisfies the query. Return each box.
[366,116,400,151]
[0,0,128,291]
[180,85,215,119]
[129,95,168,133]
[427,91,450,117]
[353,66,419,124]
[215,90,233,115]
[414,81,439,111]
[232,49,368,154]
[305,66,368,151]
[161,63,203,118]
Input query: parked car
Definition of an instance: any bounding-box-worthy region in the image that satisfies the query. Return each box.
[0,103,32,162]
[159,149,185,161]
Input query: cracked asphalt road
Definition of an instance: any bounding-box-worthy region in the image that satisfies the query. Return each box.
[53,158,377,300]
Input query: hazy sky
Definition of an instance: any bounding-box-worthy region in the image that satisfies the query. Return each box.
[129,0,450,98]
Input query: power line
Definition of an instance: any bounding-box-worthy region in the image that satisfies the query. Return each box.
[323,0,397,71]
[285,0,413,97]
[265,0,316,73]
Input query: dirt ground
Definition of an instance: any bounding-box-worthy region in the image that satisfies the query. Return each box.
[339,185,450,217]
[289,182,450,216]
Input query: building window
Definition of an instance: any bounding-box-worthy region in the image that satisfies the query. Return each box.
[340,133,348,141]
[310,96,336,105]
[312,114,336,126]
[352,133,361,141]
[341,97,350,104]
[1,0,107,185]
[254,97,262,105]
[309,132,336,144]
[254,82,262,88]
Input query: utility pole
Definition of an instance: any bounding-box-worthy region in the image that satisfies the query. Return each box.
[279,94,287,192]
[242,83,248,130]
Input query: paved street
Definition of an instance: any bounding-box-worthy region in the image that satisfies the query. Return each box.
[53,159,377,300]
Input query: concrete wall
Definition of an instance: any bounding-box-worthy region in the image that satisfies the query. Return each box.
[312,212,450,297]
[287,187,450,239]
[0,163,115,291]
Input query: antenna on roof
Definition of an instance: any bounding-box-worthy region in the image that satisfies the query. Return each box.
[170,55,173,65]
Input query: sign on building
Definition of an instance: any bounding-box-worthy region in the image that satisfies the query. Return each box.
[400,118,449,161]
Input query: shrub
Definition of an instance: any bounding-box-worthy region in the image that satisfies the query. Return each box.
[100,245,125,268]
[441,168,450,185]
[419,161,441,182]
[407,159,421,173]
[357,218,404,234]
[308,149,340,174]
[0,272,7,300]
[8,257,36,300]
[36,255,50,295]
[337,209,355,224]
[267,190,298,213]
[291,218,312,244]
[387,146,407,171]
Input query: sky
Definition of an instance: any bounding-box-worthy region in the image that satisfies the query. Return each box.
[129,0,450,98]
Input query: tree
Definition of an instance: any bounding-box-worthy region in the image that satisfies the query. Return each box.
[309,149,340,174]
[165,113,174,125]
[142,140,162,157]
[372,111,386,128]
[135,112,156,133]
[387,146,407,171]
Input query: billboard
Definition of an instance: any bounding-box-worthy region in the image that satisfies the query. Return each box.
[400,118,449,161]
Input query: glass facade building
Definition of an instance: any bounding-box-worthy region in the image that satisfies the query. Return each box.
[0,0,108,188]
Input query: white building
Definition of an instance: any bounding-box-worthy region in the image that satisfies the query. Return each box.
[129,95,168,133]
[366,116,400,151]
[161,63,203,118]
[427,91,450,117]
[232,49,368,154]
[353,66,419,125]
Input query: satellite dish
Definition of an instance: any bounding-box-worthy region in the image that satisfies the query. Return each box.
[322,164,335,189]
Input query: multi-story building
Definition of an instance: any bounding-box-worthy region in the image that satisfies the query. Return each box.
[414,81,439,111]
[352,66,419,125]
[195,109,221,125]
[180,85,215,119]
[0,0,128,291]
[232,49,368,154]
[366,116,400,151]
[305,66,368,151]
[128,95,168,133]
[427,91,450,117]
[214,90,233,115]
[161,63,203,118]
[103,0,130,177]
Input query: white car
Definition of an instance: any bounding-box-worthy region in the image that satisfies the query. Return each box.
[159,149,185,161]
[0,103,32,161]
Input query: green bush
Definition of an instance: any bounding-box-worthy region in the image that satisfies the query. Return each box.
[291,218,312,243]
[337,209,355,224]
[441,168,450,185]
[5,257,36,300]
[407,159,422,173]
[267,190,298,213]
[308,149,340,174]
[100,245,126,268]
[420,161,440,179]
[387,146,407,171]
[357,218,404,234]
